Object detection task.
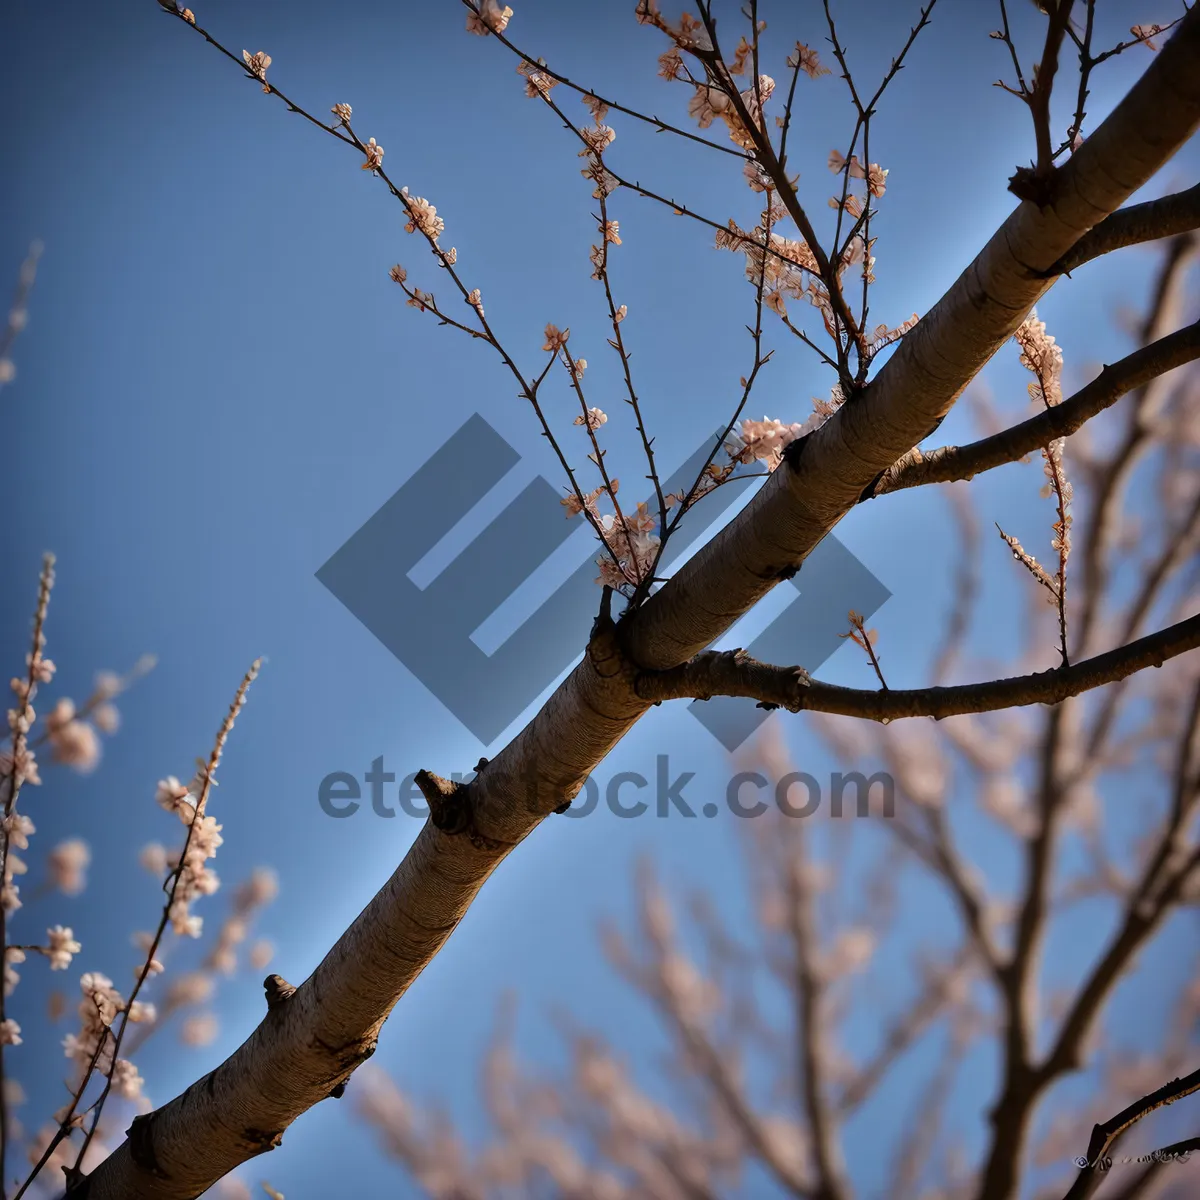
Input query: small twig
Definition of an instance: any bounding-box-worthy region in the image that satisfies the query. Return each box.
[840,610,889,689]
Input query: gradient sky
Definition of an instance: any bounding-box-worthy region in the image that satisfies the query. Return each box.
[1,1,1197,1196]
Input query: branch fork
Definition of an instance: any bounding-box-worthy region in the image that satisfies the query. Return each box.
[635,648,813,711]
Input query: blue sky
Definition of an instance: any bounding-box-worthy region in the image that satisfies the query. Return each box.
[1,1,1197,1196]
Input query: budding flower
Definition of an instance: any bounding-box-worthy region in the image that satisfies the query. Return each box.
[361,138,384,173]
[242,50,272,93]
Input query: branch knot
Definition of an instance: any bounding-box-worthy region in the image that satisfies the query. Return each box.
[414,769,506,851]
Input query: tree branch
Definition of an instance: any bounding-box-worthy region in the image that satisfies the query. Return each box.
[632,615,1200,721]
[874,319,1200,495]
[1048,183,1200,275]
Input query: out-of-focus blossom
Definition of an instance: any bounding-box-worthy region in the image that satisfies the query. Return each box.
[46,926,81,971]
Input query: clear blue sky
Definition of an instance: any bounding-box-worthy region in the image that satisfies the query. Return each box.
[1,1,1195,1196]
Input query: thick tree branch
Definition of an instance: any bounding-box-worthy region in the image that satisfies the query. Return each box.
[874,319,1200,495]
[632,615,1200,721]
[1049,183,1200,275]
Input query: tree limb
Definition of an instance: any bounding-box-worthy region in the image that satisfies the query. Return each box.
[632,615,1200,721]
[874,319,1200,495]
[1048,183,1200,275]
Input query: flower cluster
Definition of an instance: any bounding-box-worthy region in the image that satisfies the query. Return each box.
[865,313,920,359]
[575,407,607,432]
[1130,23,1166,50]
[1013,312,1063,408]
[578,124,616,156]
[465,0,513,37]
[401,189,444,242]
[2,564,54,794]
[241,50,271,93]
[635,2,711,52]
[155,772,224,938]
[688,75,775,150]
[595,503,661,590]
[787,42,830,79]
[44,698,100,772]
[559,471,660,590]
[576,102,619,203]
[658,46,685,81]
[1000,314,1074,667]
[158,1,195,22]
[45,925,82,970]
[1014,313,1072,570]
[743,159,773,193]
[717,216,833,326]
[62,972,151,1100]
[517,57,556,98]
[588,216,621,280]
[2,813,34,917]
[361,137,384,173]
[724,416,815,471]
[47,838,90,896]
[828,151,888,198]
[406,287,433,312]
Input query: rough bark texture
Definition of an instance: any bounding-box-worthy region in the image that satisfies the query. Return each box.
[77,12,1200,1198]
